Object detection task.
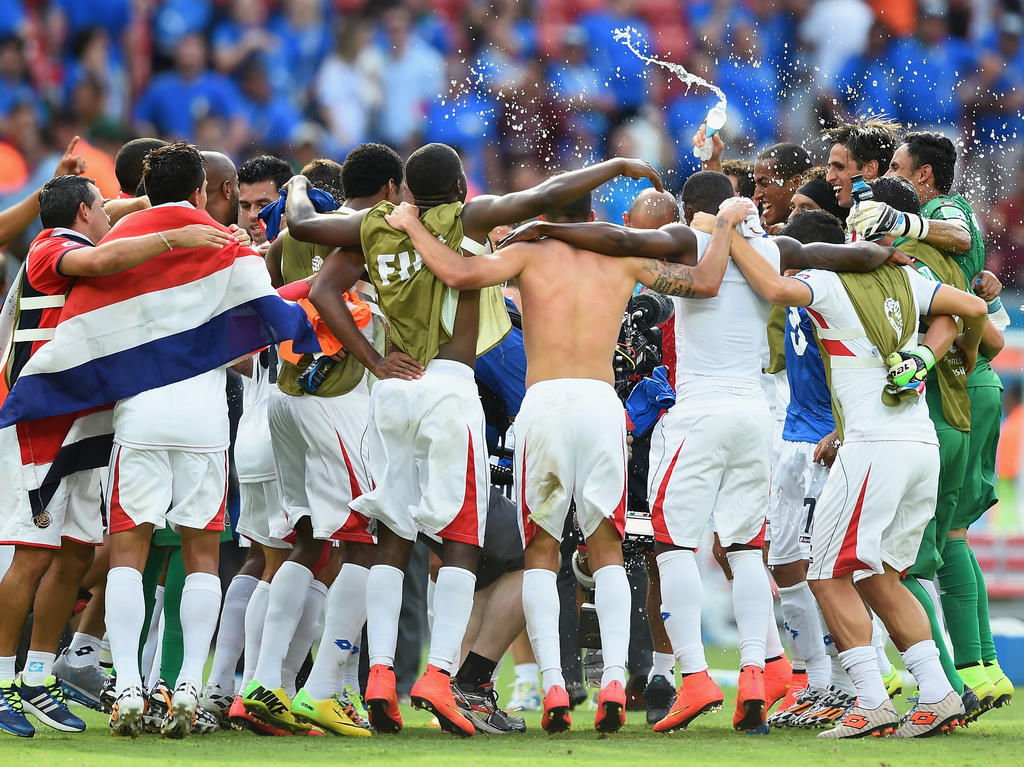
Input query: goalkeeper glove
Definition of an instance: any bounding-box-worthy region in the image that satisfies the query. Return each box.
[885,345,936,394]
[850,200,931,241]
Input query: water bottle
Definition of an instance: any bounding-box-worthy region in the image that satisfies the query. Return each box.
[694,103,727,162]
[298,354,335,394]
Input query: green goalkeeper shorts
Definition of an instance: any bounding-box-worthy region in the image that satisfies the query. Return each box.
[952,384,1002,530]
[909,423,968,580]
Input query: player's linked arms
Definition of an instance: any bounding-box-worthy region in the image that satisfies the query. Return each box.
[638,258,696,297]
[779,239,910,273]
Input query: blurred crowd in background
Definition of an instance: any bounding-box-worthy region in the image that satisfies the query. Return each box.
[0,0,1022,281]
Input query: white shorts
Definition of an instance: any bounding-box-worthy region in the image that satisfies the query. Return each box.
[513,379,627,546]
[0,469,103,549]
[267,382,374,543]
[768,440,829,566]
[807,441,939,580]
[106,445,227,533]
[236,478,291,549]
[648,398,772,548]
[351,360,488,544]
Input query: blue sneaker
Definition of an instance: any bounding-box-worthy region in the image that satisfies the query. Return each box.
[0,679,35,738]
[18,675,86,732]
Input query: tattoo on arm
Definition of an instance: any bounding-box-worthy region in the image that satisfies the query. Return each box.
[640,259,696,298]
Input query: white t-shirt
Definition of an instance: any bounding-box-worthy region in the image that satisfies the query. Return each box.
[235,351,276,483]
[113,368,229,452]
[673,231,781,401]
[791,266,940,445]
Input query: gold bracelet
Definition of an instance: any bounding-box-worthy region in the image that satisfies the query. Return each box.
[157,231,172,251]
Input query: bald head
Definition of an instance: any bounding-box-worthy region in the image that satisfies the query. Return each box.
[201,151,240,228]
[624,189,679,230]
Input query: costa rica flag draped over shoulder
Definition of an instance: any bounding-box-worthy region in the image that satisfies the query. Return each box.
[0,204,320,523]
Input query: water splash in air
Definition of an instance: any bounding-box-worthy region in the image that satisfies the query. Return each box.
[612,26,727,106]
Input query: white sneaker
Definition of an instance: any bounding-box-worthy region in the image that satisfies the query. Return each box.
[109,686,146,737]
[199,681,233,725]
[508,680,541,712]
[817,700,899,739]
[894,691,965,738]
[161,681,199,739]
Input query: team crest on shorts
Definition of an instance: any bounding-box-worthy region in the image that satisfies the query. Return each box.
[884,297,903,336]
[33,511,52,529]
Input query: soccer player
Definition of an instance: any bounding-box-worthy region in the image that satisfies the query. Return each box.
[239,144,409,738]
[286,145,663,736]
[238,155,292,245]
[752,143,814,231]
[384,190,744,733]
[113,138,167,198]
[822,120,901,212]
[102,143,236,738]
[725,206,986,738]
[0,174,228,739]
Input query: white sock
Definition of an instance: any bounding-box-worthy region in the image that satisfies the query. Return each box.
[779,582,830,690]
[282,580,328,697]
[366,565,404,667]
[207,574,257,691]
[522,568,565,692]
[656,550,707,673]
[140,584,165,685]
[870,613,893,676]
[0,656,15,683]
[253,561,313,688]
[145,613,164,690]
[178,572,222,688]
[341,649,361,691]
[106,567,145,693]
[427,567,476,673]
[242,580,271,689]
[918,578,947,632]
[726,551,771,670]
[902,639,954,704]
[65,632,102,669]
[649,652,675,682]
[304,564,368,700]
[839,645,888,709]
[23,651,56,686]
[593,564,630,688]
[765,606,785,660]
[426,577,436,636]
[514,662,539,687]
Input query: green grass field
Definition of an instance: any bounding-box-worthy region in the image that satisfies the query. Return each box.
[4,679,1021,767]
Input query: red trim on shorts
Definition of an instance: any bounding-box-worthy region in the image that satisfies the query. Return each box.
[832,467,873,577]
[331,433,374,543]
[311,540,333,576]
[107,446,137,534]
[651,439,685,545]
[337,431,364,500]
[202,453,228,532]
[745,518,767,549]
[520,439,537,547]
[436,426,481,545]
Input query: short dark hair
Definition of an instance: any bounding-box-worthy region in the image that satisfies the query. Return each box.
[722,159,756,198]
[39,175,97,230]
[114,137,168,195]
[869,176,921,215]
[142,141,206,206]
[681,170,735,215]
[903,131,957,194]
[340,143,404,199]
[822,119,901,173]
[238,154,292,190]
[301,158,344,202]
[543,189,592,223]
[756,143,813,179]
[404,143,464,202]
[779,210,846,245]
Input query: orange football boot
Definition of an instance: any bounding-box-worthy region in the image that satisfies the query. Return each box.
[541,685,571,733]
[594,681,627,733]
[365,665,403,734]
[764,655,794,712]
[652,670,723,733]
[733,665,767,731]
[410,665,474,737]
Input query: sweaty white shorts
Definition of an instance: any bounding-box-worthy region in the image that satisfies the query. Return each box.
[513,379,627,546]
[351,360,488,545]
[0,468,103,549]
[648,398,772,549]
[768,439,830,566]
[267,382,373,543]
[236,478,291,549]
[807,440,939,581]
[106,445,227,533]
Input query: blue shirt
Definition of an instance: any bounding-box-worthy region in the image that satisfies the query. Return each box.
[782,306,835,443]
[134,71,243,140]
[475,299,526,452]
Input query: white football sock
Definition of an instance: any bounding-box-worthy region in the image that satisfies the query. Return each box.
[65,632,101,669]
[242,580,271,689]
[427,567,476,673]
[304,564,368,700]
[765,606,785,660]
[105,567,145,693]
[839,644,888,709]
[726,550,770,670]
[870,612,893,676]
[522,568,564,692]
[253,561,313,688]
[426,577,436,636]
[207,574,257,691]
[178,572,222,688]
[145,614,164,690]
[139,583,164,686]
[366,565,404,667]
[341,650,361,691]
[282,579,328,697]
[656,549,707,673]
[23,651,55,686]
[902,639,954,704]
[514,662,538,687]
[649,652,675,682]
[779,582,830,690]
[594,564,630,688]
[0,656,15,683]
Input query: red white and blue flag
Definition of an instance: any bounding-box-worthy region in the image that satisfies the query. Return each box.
[0,204,319,527]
